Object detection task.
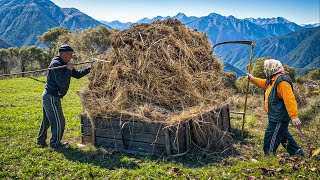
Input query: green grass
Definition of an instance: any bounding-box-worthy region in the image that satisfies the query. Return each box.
[0,77,319,179]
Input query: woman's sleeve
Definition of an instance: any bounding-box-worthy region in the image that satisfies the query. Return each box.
[252,77,267,89]
[277,81,298,119]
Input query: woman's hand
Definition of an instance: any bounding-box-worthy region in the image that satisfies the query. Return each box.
[292,118,301,128]
[247,73,254,81]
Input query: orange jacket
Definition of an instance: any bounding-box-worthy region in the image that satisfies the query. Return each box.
[252,73,298,119]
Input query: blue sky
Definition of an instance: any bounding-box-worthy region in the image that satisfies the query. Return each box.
[51,0,319,24]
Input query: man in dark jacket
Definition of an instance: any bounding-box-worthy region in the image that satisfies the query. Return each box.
[36,45,91,148]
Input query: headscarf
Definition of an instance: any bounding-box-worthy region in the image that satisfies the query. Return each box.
[264,59,284,85]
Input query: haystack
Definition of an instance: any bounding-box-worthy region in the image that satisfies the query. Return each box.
[80,19,234,151]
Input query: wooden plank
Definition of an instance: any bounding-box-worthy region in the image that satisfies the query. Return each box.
[222,106,230,131]
[94,118,121,129]
[185,121,191,150]
[121,121,166,135]
[96,137,124,149]
[94,127,186,145]
[96,128,123,139]
[82,113,187,134]
[123,132,166,145]
[82,126,92,136]
[165,128,171,155]
[81,114,92,127]
[91,121,96,146]
[125,141,167,155]
[81,114,122,128]
[81,114,186,136]
[216,109,223,130]
[81,135,93,144]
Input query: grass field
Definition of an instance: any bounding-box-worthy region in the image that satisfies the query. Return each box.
[0,76,319,179]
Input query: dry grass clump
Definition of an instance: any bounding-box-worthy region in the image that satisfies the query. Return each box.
[80,19,234,150]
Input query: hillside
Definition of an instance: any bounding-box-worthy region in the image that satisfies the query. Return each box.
[61,8,109,32]
[224,62,246,77]
[282,30,320,69]
[0,0,104,47]
[222,27,320,71]
[259,23,303,36]
[0,39,11,48]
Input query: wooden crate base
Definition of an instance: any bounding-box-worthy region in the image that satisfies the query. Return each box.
[80,105,230,156]
[81,114,188,156]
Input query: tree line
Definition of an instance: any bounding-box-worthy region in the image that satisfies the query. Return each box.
[0,26,114,76]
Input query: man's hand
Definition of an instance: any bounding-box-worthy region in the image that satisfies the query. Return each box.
[292,118,301,128]
[247,73,254,81]
[67,63,75,70]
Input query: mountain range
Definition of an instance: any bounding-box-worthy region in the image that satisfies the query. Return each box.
[103,13,308,54]
[0,0,105,47]
[222,26,320,72]
[101,13,199,30]
[0,0,319,75]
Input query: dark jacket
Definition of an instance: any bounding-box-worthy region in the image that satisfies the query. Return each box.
[44,56,90,98]
[267,75,293,122]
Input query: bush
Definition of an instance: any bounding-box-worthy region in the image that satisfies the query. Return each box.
[299,99,320,124]
[283,64,295,82]
[235,76,263,94]
[296,68,320,84]
[222,72,237,89]
[58,26,115,61]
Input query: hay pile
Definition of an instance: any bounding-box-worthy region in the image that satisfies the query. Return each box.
[81,19,234,151]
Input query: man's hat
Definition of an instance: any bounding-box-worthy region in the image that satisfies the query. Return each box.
[59,44,74,53]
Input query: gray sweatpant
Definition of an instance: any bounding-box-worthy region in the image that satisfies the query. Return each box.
[37,92,65,147]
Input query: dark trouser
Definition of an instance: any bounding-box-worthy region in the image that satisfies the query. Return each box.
[37,92,65,147]
[263,121,301,156]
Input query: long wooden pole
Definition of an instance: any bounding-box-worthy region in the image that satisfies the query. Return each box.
[241,42,255,137]
[212,40,255,138]
[0,58,110,77]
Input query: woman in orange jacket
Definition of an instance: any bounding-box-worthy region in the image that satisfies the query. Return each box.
[247,59,307,156]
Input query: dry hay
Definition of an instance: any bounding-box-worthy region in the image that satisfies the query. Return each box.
[81,19,235,151]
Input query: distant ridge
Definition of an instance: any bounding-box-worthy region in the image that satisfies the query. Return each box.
[222,27,320,71]
[244,17,291,25]
[0,0,106,47]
